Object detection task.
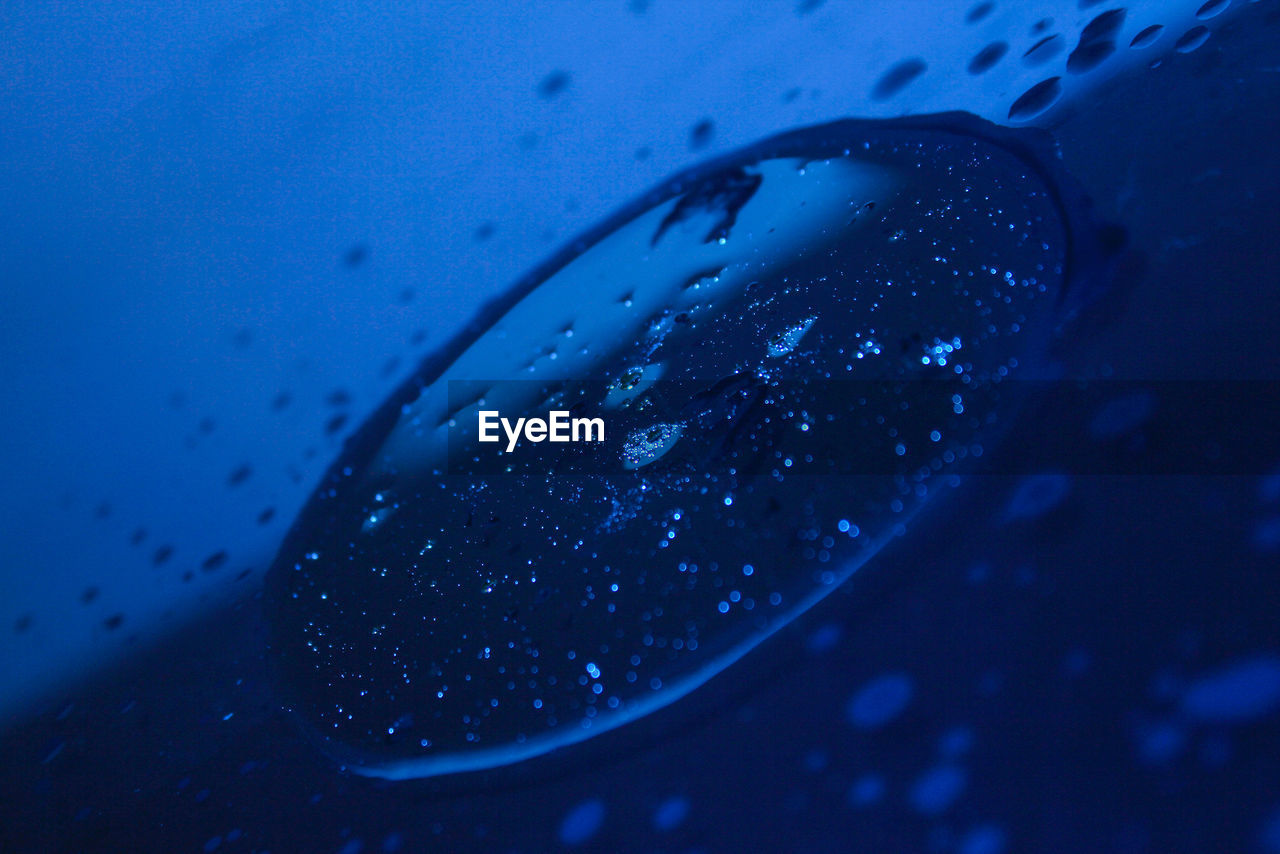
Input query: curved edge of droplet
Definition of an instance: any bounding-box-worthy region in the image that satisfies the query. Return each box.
[329,499,934,781]
[852,112,1118,336]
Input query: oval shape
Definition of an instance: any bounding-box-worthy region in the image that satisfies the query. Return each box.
[1181,655,1280,723]
[1196,0,1230,19]
[1130,24,1164,49]
[653,796,690,831]
[1175,25,1211,53]
[1079,8,1126,42]
[265,113,1106,780]
[847,672,915,729]
[968,41,1010,75]
[965,1,994,24]
[1008,77,1064,121]
[559,798,606,846]
[870,58,928,100]
[909,764,969,815]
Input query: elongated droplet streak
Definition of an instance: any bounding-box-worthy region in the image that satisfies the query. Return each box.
[265,113,1108,780]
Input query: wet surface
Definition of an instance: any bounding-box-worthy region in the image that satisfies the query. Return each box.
[2,4,1280,852]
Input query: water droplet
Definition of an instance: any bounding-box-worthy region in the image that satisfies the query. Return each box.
[622,423,683,470]
[265,114,1108,780]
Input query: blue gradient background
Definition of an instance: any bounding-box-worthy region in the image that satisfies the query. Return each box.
[2,1,1279,851]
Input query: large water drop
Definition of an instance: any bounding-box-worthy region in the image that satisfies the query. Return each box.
[265,113,1106,779]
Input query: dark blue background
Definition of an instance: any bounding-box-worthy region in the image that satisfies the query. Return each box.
[2,2,1279,852]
